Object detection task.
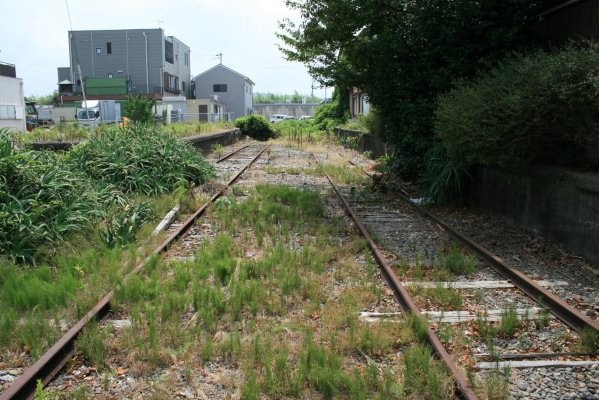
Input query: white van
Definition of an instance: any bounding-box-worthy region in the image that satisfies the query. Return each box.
[269,114,287,123]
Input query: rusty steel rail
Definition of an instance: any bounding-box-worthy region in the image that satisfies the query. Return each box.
[324,171,478,400]
[349,159,599,335]
[0,145,269,400]
[216,144,249,163]
[393,190,599,335]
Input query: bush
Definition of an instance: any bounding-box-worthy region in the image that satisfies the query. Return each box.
[312,97,348,131]
[123,94,156,123]
[426,41,599,202]
[235,115,277,141]
[0,129,100,261]
[436,41,599,170]
[68,123,215,195]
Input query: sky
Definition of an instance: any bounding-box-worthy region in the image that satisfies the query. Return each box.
[0,0,326,98]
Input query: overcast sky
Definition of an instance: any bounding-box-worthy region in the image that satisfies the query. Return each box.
[1,0,326,98]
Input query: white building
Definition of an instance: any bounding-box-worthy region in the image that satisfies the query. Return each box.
[0,62,26,132]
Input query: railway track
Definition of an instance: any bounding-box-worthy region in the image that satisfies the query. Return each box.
[2,140,597,399]
[340,158,599,399]
[0,143,268,400]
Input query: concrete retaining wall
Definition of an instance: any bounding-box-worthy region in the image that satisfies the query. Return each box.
[467,166,599,264]
[253,104,319,119]
[334,127,389,159]
[27,128,242,155]
[183,129,242,154]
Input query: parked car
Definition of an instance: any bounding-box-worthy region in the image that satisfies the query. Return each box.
[299,115,312,120]
[283,115,296,120]
[270,114,287,123]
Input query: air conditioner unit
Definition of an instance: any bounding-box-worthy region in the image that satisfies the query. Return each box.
[212,95,218,101]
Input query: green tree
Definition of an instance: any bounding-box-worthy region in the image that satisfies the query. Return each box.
[123,94,156,123]
[279,0,541,180]
[25,91,59,106]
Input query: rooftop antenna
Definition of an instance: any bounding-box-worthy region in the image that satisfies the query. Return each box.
[216,53,223,64]
[65,0,87,108]
[156,19,164,28]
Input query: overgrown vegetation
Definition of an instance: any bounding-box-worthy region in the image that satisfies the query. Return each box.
[166,121,235,137]
[311,90,348,130]
[279,0,540,181]
[100,184,437,398]
[0,129,100,261]
[0,123,214,261]
[426,41,599,201]
[123,94,156,123]
[68,123,215,195]
[235,114,277,141]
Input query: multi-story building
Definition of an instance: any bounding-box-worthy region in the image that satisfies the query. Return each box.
[58,28,191,100]
[193,63,254,120]
[0,61,26,132]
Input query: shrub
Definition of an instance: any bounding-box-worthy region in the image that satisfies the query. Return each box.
[123,94,156,123]
[436,41,599,170]
[235,115,277,141]
[427,41,599,202]
[68,123,215,195]
[0,130,100,261]
[312,99,348,131]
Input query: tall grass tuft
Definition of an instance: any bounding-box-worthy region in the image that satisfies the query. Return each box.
[68,123,215,195]
[403,344,453,399]
[0,130,100,261]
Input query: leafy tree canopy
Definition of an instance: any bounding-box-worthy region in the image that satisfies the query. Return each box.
[279,0,541,179]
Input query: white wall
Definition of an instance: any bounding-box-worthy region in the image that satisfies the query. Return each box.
[0,76,26,131]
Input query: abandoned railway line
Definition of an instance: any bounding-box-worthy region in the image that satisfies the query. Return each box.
[1,140,598,399]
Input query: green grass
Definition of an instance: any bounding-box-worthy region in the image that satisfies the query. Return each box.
[438,244,476,276]
[166,121,235,137]
[77,322,110,369]
[497,305,520,338]
[306,163,369,185]
[579,327,599,353]
[68,123,215,195]
[403,344,453,399]
[14,123,89,145]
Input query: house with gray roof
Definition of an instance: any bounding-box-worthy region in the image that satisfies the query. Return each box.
[192,63,254,120]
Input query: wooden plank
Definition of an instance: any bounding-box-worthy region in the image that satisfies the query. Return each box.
[476,360,599,369]
[152,204,180,236]
[359,307,549,324]
[403,280,568,289]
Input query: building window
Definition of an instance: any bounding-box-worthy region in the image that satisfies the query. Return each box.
[182,81,186,92]
[106,42,112,54]
[184,52,189,66]
[0,105,16,120]
[96,47,102,54]
[165,40,174,64]
[213,84,227,92]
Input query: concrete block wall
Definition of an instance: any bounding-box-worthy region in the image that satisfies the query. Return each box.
[253,104,318,119]
[467,167,599,264]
